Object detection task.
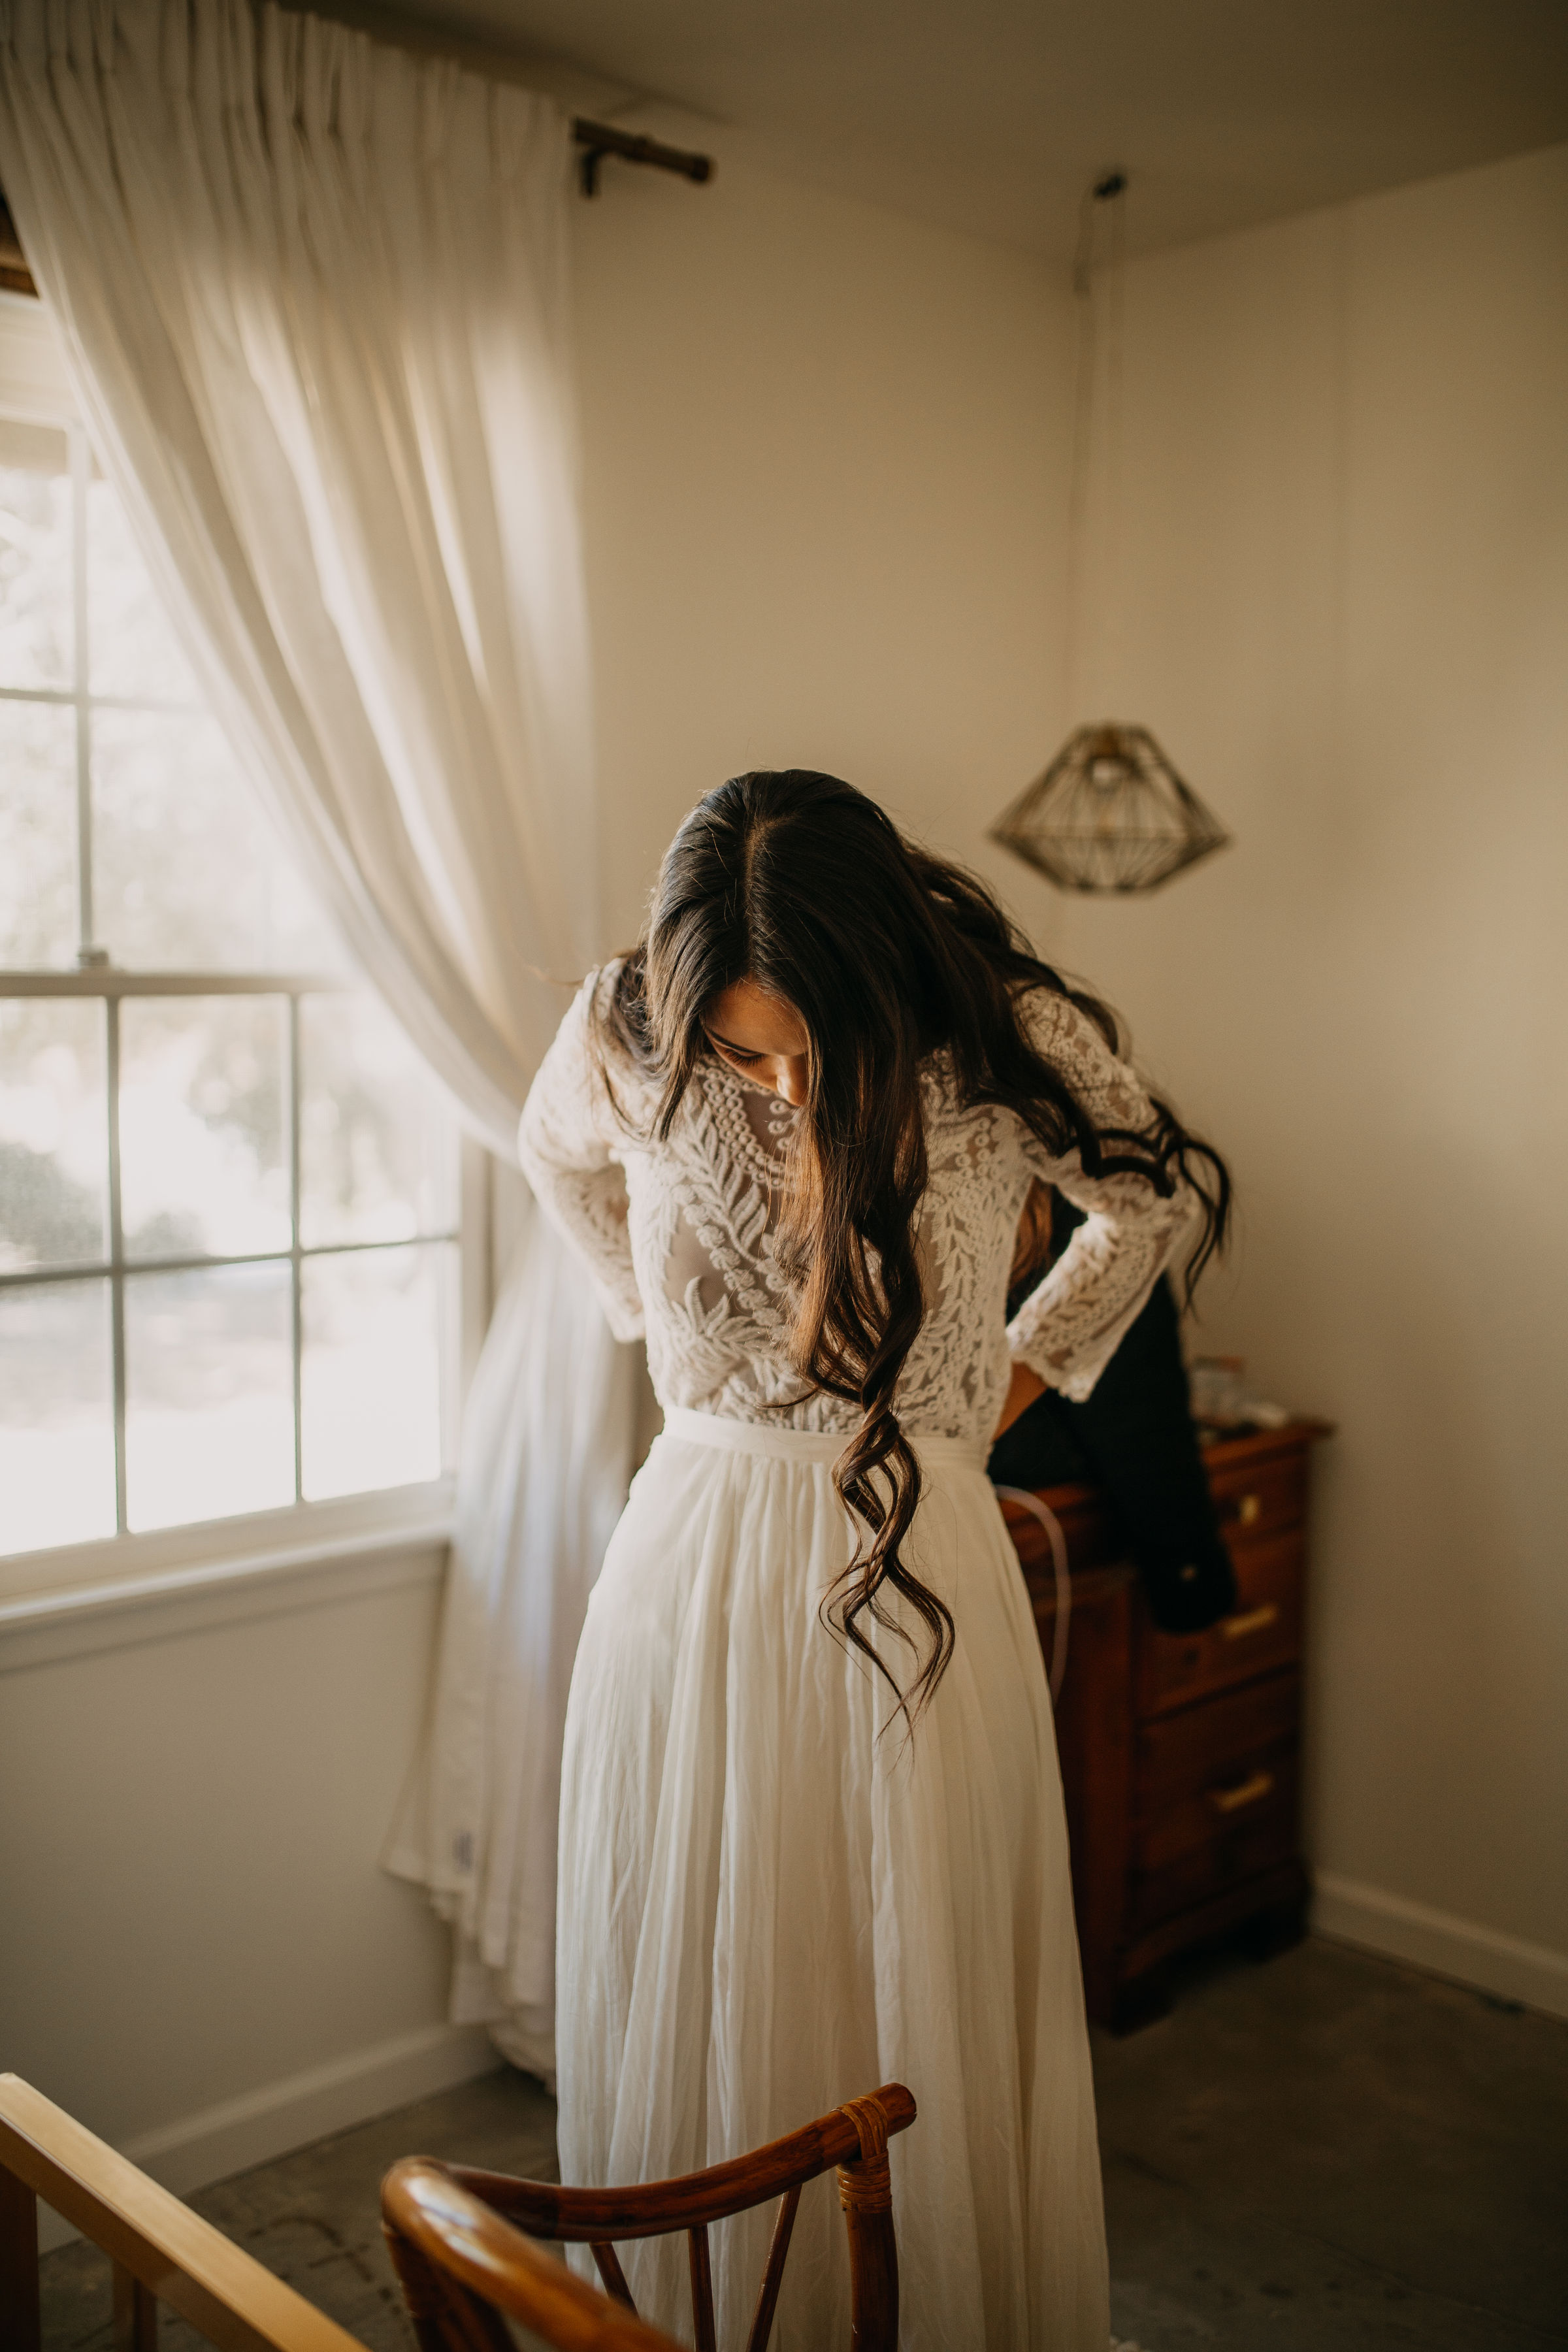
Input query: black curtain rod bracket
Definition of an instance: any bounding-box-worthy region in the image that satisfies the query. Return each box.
[572,118,713,199]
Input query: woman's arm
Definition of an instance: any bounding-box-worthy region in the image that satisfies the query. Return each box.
[994,1357,1049,1441]
[1008,991,1194,1404]
[517,969,646,1342]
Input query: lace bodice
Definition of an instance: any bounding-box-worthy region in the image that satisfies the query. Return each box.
[518,966,1195,1443]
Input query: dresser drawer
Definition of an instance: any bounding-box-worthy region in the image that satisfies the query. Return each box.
[1207,1447,1309,1545]
[1137,1529,1304,1718]
[1129,1674,1301,1930]
[1129,1750,1299,1929]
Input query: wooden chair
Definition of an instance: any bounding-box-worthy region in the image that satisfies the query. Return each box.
[382,2163,681,2352]
[382,2081,916,2352]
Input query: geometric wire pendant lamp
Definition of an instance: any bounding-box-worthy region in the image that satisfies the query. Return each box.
[990,721,1230,893]
[991,172,1231,895]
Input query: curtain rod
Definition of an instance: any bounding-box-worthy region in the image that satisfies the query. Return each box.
[0,126,710,299]
[572,118,713,197]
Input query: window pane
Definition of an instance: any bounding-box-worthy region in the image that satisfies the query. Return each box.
[0,998,107,1271]
[0,1277,116,1554]
[120,996,289,1262]
[93,708,344,972]
[0,698,77,966]
[88,467,197,706]
[300,992,459,1249]
[125,1262,293,1529]
[302,1242,453,1501]
[0,419,71,691]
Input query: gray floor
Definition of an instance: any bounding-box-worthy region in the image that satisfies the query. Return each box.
[1093,1938,1568,2349]
[37,1938,1568,2350]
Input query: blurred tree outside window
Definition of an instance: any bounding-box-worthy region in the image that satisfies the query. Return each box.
[0,406,461,1559]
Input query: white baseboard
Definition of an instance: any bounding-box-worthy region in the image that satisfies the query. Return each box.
[37,2019,498,2255]
[1313,1871,1568,2022]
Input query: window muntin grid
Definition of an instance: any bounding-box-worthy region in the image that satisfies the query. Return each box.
[0,419,460,1557]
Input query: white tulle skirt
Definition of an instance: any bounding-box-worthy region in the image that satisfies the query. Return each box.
[555,1407,1110,2351]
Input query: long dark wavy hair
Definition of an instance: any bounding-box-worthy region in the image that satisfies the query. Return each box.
[597,770,1230,1723]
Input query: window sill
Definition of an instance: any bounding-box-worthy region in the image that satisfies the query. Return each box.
[0,1482,455,1674]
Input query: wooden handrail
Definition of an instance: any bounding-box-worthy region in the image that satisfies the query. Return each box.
[0,2074,371,2352]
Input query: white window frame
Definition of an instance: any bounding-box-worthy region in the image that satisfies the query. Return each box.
[0,291,488,1614]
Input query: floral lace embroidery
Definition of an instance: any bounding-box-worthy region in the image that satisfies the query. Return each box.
[518,968,1194,1440]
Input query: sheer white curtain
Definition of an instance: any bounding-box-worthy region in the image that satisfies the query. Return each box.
[0,0,635,2070]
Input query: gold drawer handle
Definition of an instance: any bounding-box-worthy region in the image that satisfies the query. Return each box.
[1220,1602,1279,1641]
[1208,1769,1275,1816]
[1230,1492,1262,1527]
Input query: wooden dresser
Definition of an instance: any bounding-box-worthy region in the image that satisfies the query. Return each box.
[1000,1420,1331,2031]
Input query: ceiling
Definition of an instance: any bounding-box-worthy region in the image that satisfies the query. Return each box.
[348,0,1568,263]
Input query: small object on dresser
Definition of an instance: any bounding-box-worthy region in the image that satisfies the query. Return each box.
[1187,1354,1247,1426]
[1189,1354,1294,1436]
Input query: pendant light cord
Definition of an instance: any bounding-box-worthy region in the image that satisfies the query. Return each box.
[1104,176,1128,723]
[1064,171,1128,727]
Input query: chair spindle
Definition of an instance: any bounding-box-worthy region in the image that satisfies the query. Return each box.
[593,2238,636,2308]
[743,2183,802,2352]
[687,2221,717,2352]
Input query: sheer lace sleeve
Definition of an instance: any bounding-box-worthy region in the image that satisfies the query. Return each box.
[1007,988,1194,1401]
[517,966,647,1343]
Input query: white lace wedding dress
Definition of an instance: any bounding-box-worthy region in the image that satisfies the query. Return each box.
[519,967,1192,2350]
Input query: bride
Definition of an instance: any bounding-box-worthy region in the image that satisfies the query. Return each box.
[519,768,1228,2348]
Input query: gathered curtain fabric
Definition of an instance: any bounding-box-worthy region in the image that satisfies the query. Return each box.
[0,0,636,2069]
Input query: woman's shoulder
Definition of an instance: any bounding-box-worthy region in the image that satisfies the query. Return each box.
[570,957,665,1124]
[1014,978,1124,1073]
[573,956,623,1030]
[525,957,638,1122]
[552,955,630,1047]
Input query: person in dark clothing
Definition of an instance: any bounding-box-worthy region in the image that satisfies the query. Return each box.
[988,1186,1237,1633]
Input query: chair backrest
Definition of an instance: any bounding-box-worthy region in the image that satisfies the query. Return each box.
[383,2082,915,2352]
[382,2161,682,2352]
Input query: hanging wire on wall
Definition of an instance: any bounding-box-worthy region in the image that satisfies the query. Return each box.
[991,171,1232,896]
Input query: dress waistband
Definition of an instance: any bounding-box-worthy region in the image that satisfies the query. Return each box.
[661,1405,990,1473]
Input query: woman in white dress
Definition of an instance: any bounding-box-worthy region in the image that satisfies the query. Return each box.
[519,770,1228,2349]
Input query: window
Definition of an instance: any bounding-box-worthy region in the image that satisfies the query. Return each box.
[0,320,463,1565]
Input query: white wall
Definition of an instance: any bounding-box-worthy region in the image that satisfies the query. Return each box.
[0,1537,495,2246]
[3,1577,438,2140]
[571,149,1075,945]
[1028,143,1568,2006]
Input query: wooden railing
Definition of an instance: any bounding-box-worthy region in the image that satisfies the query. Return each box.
[0,2074,370,2352]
